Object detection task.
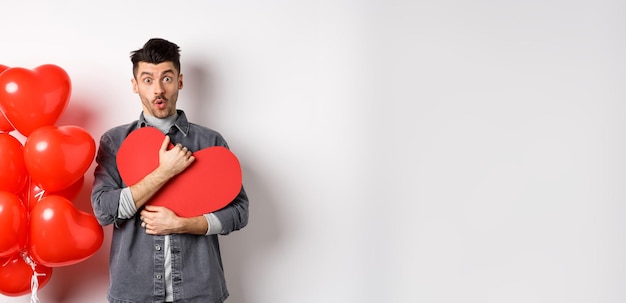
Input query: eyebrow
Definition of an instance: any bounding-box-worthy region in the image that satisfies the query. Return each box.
[139,69,176,78]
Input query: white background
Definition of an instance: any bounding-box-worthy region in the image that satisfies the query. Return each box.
[1,1,626,302]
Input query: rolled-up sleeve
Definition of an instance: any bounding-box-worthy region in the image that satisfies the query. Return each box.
[213,186,249,235]
[91,132,126,227]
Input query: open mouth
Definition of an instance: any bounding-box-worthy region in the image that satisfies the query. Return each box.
[155,96,167,109]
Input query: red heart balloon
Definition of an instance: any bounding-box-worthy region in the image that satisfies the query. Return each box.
[0,191,27,258]
[24,125,95,192]
[0,133,28,193]
[117,127,242,217]
[0,253,53,296]
[28,195,103,267]
[0,64,71,136]
[23,176,84,212]
[0,64,13,133]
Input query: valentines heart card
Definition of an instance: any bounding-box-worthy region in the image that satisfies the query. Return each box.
[116,127,242,217]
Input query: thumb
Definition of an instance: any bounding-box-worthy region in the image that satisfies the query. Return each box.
[160,136,171,153]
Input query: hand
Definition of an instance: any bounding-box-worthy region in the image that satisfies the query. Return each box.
[127,137,195,210]
[158,136,195,178]
[140,205,180,235]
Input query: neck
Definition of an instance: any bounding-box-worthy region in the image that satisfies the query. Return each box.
[144,112,178,134]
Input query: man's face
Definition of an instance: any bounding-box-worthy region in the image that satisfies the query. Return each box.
[131,61,183,118]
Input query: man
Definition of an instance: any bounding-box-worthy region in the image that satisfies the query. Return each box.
[91,38,249,303]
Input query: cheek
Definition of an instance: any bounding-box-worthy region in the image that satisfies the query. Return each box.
[136,85,152,97]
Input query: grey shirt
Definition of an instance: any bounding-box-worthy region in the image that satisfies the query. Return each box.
[91,110,249,303]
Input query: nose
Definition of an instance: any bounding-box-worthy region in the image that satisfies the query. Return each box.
[154,81,165,95]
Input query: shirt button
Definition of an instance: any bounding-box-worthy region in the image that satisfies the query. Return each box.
[155,245,161,251]
[156,274,162,279]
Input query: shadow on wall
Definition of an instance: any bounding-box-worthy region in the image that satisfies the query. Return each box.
[55,98,100,132]
[222,163,282,303]
[184,61,283,303]
[180,58,218,124]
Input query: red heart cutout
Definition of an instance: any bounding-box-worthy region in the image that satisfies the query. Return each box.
[0,64,71,136]
[117,127,242,217]
[28,195,103,267]
[24,125,95,193]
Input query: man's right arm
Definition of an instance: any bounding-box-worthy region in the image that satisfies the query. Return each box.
[129,135,195,209]
[92,133,194,226]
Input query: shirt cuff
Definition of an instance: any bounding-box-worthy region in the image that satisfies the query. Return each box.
[118,187,137,219]
[204,213,224,236]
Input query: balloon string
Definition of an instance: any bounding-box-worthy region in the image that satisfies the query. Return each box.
[21,252,44,303]
[27,176,32,211]
[24,178,45,303]
[31,177,46,206]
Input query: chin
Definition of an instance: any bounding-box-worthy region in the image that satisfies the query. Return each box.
[152,109,173,118]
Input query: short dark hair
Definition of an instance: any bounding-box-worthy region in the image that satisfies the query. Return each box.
[130,38,181,78]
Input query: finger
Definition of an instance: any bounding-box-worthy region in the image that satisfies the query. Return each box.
[140,209,153,218]
[141,216,152,224]
[144,205,161,211]
[160,136,171,152]
[145,224,156,233]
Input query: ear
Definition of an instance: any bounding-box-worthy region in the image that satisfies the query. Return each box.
[131,78,138,93]
[178,74,184,90]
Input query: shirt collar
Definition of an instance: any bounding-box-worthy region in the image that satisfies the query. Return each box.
[137,109,190,136]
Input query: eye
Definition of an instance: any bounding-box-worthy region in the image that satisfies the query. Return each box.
[163,76,172,82]
[143,78,152,84]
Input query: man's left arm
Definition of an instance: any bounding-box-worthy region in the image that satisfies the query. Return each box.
[211,186,250,235]
[139,186,249,236]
